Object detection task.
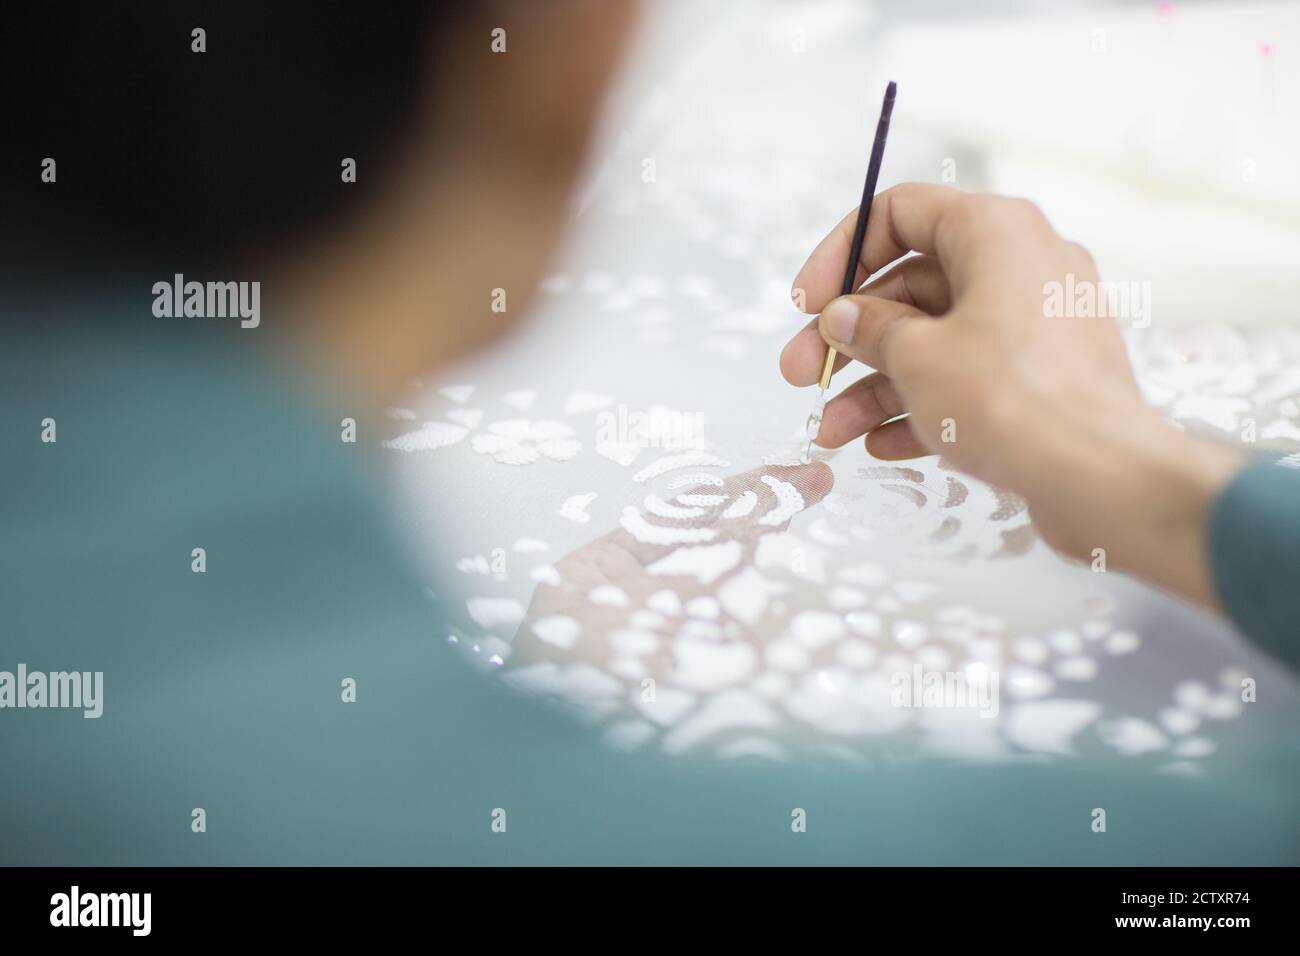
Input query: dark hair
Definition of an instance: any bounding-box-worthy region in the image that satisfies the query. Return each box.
[1,2,443,281]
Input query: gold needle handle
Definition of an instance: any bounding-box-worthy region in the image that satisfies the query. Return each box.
[818,347,837,391]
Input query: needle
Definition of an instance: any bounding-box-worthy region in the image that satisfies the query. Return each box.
[804,80,897,463]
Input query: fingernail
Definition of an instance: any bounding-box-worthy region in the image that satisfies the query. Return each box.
[820,297,858,346]
[790,284,808,312]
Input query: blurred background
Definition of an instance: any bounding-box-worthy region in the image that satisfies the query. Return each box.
[592,0,1300,329]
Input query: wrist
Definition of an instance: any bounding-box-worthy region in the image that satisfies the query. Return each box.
[1084,412,1244,605]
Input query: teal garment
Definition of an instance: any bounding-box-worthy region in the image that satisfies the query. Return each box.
[1211,458,1300,672]
[1,317,1297,865]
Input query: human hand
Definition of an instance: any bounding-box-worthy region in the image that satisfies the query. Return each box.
[780,183,1242,605]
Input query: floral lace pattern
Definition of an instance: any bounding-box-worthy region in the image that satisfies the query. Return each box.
[386,318,1300,771]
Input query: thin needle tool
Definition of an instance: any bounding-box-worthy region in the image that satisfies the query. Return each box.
[804,80,897,462]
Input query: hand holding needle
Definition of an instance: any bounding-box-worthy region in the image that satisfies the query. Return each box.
[804,80,897,462]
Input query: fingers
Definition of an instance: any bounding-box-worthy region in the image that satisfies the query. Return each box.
[864,417,929,460]
[813,371,906,448]
[780,256,949,387]
[791,183,972,313]
[817,294,927,374]
[792,184,1063,314]
[780,316,851,387]
[863,254,952,314]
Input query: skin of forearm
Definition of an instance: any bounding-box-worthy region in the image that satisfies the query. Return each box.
[1023,403,1245,608]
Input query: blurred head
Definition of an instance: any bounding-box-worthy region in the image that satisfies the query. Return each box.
[2,1,638,386]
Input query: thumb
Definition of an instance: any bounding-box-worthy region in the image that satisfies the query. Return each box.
[817,294,926,374]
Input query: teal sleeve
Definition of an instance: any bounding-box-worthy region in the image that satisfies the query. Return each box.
[1210,457,1300,671]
